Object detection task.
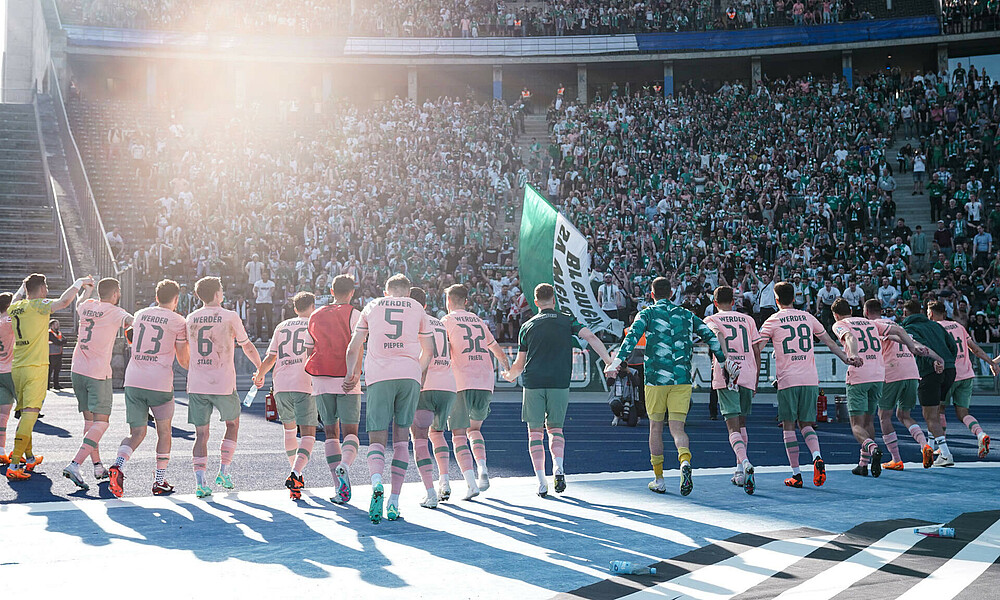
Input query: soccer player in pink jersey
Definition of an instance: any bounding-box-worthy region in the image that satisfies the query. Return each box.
[704,286,761,495]
[344,274,434,524]
[865,300,944,471]
[186,276,262,498]
[0,293,15,461]
[441,284,510,499]
[758,282,861,489]
[253,292,318,500]
[305,275,363,505]
[107,279,190,497]
[932,303,999,461]
[63,278,134,490]
[408,287,457,508]
[832,298,930,477]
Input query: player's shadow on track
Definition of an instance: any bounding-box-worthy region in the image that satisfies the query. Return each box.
[32,420,73,438]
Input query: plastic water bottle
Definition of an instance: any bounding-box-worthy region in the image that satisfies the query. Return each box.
[242,386,259,408]
[609,560,656,575]
[914,525,955,538]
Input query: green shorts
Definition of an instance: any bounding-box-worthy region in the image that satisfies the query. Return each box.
[943,378,973,408]
[777,385,818,424]
[847,382,882,416]
[521,387,570,428]
[880,379,918,411]
[124,386,173,428]
[71,372,113,415]
[316,393,361,426]
[417,390,457,431]
[275,392,319,427]
[0,372,14,406]
[449,389,493,430]
[187,392,241,426]
[365,379,421,431]
[718,386,753,420]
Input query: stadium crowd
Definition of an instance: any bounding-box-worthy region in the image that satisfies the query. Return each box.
[56,0,952,37]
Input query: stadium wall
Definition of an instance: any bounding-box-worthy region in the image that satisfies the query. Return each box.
[3,0,50,101]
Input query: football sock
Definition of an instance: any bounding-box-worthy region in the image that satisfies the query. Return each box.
[342,434,360,466]
[729,432,748,464]
[882,431,902,463]
[935,436,952,459]
[292,435,314,476]
[413,437,435,491]
[367,443,385,485]
[155,453,169,484]
[528,430,545,472]
[114,443,133,469]
[73,421,108,465]
[859,447,871,467]
[800,426,822,459]
[453,434,474,473]
[0,404,11,449]
[908,424,928,446]
[283,428,298,469]
[390,441,409,496]
[325,439,342,478]
[468,430,487,470]
[547,427,565,473]
[783,430,800,474]
[650,454,664,479]
[429,430,451,480]
[193,456,207,486]
[963,415,984,437]
[219,439,236,474]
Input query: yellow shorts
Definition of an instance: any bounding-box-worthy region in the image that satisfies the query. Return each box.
[645,384,692,422]
[12,365,48,411]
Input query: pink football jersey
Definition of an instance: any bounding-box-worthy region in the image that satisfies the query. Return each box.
[423,316,456,393]
[759,308,826,390]
[941,320,974,382]
[72,299,131,380]
[880,318,920,383]
[704,311,762,390]
[442,309,498,392]
[124,306,188,392]
[266,317,313,394]
[186,306,250,395]
[0,315,13,374]
[832,317,890,385]
[356,296,432,386]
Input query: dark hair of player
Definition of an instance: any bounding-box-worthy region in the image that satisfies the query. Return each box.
[864,299,882,316]
[928,301,947,316]
[832,298,852,316]
[23,273,46,295]
[713,286,734,305]
[155,279,180,304]
[774,281,795,306]
[0,292,12,313]
[534,283,555,303]
[332,274,355,297]
[651,277,671,300]
[194,276,222,303]
[903,299,922,315]
[446,284,469,304]
[293,292,315,313]
[386,274,411,293]
[98,278,120,301]
[409,286,427,307]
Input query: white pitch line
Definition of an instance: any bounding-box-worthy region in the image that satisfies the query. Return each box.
[894,517,1000,600]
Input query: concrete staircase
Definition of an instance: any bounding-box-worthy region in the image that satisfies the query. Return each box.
[503,114,550,235]
[887,137,934,234]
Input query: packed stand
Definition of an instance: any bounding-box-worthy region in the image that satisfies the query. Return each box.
[940,0,1000,33]
[542,70,999,345]
[70,96,537,343]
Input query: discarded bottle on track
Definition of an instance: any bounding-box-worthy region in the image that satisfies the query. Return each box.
[242,386,259,408]
[914,525,955,538]
[609,560,656,575]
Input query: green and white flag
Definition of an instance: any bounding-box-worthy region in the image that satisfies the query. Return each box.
[518,184,622,336]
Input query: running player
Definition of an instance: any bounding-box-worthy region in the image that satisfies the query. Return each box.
[932,303,998,461]
[441,284,511,499]
[63,277,134,490]
[758,282,861,489]
[409,287,457,508]
[107,279,189,497]
[831,298,928,477]
[344,274,434,523]
[867,300,944,470]
[901,300,957,467]
[186,276,262,498]
[703,286,761,495]
[506,284,613,497]
[605,277,729,497]
[253,292,317,500]
[6,273,93,480]
[0,293,15,461]
[304,275,362,505]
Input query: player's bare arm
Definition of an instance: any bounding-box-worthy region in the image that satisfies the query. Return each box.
[343,328,367,391]
[966,338,1000,376]
[240,337,262,369]
[487,340,511,371]
[176,340,191,370]
[253,353,278,387]
[503,350,526,382]
[579,327,613,366]
[820,330,861,366]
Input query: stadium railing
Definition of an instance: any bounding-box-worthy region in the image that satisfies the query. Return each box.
[47,62,134,312]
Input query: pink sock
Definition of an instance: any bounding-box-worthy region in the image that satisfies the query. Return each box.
[283,429,298,469]
[783,430,800,472]
[87,420,103,464]
[740,426,749,449]
[963,415,984,437]
[413,437,435,490]
[800,426,821,459]
[390,441,409,496]
[862,438,878,455]
[342,434,360,466]
[115,443,133,469]
[73,421,108,465]
[292,436,314,475]
[367,443,386,482]
[156,453,169,471]
[468,430,487,466]
[453,434,474,472]
[220,439,237,467]
[325,439,342,478]
[193,456,207,478]
[547,427,565,463]
[908,424,928,446]
[0,404,11,450]
[882,431,901,463]
[860,448,871,467]
[528,429,545,472]
[940,412,947,430]
[429,430,450,478]
[729,431,748,464]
